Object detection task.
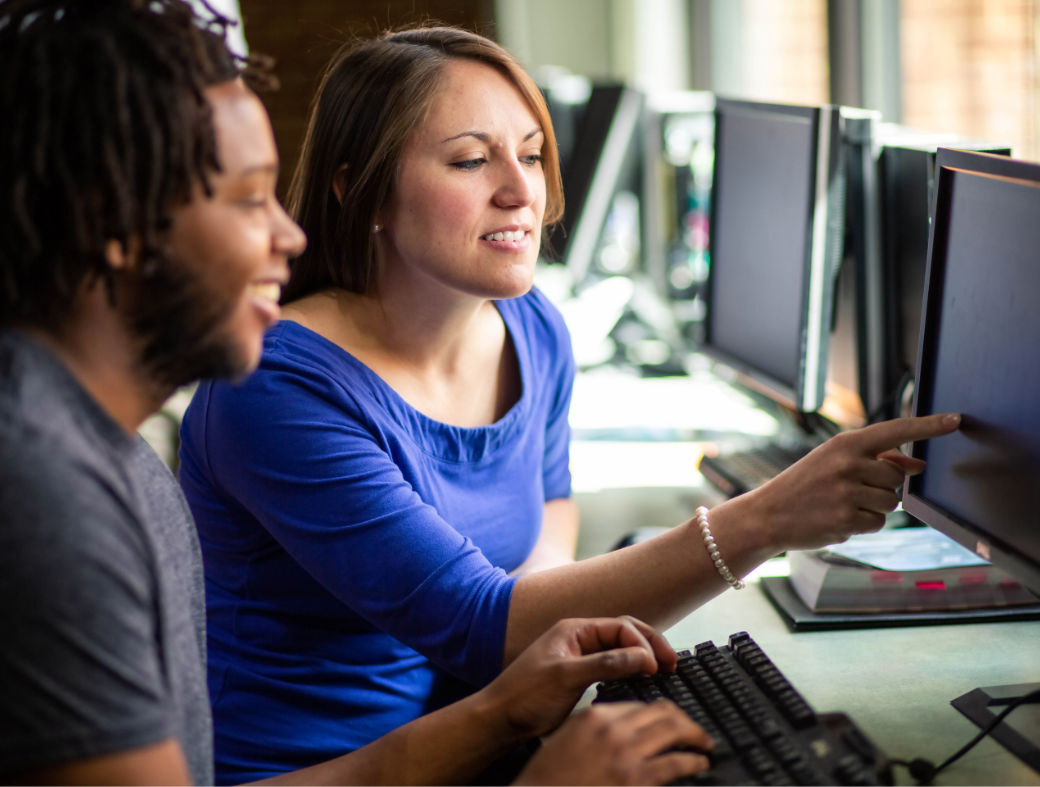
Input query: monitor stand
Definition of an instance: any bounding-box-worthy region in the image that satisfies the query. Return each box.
[951,683,1040,773]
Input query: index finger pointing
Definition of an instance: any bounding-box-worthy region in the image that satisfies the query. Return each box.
[848,413,961,456]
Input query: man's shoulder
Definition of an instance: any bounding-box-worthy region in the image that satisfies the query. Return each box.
[131,437,193,525]
[0,414,152,593]
[0,399,173,779]
[0,332,134,491]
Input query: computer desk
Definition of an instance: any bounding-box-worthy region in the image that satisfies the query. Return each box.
[568,368,1039,783]
[664,572,1040,786]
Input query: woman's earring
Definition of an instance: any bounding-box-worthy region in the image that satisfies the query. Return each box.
[373,224,381,232]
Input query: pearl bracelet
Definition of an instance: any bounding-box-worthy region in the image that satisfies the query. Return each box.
[695,506,745,590]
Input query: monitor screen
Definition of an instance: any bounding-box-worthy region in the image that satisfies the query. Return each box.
[906,149,1040,594]
[709,106,816,390]
[703,99,843,414]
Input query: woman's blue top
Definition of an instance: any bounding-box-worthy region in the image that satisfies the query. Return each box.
[178,288,575,783]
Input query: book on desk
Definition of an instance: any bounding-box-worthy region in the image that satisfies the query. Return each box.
[788,528,1040,614]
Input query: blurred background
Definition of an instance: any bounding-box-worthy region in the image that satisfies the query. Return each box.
[224,0,1038,193]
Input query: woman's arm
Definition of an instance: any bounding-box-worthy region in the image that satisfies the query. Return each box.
[254,617,711,786]
[511,498,579,576]
[189,362,957,682]
[502,413,961,664]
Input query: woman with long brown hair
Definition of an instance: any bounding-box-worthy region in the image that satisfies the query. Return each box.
[179,25,958,782]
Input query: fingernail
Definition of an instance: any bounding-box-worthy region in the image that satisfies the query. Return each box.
[942,413,961,428]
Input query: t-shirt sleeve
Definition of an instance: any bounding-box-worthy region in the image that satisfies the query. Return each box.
[0,453,171,777]
[183,365,516,687]
[536,291,576,502]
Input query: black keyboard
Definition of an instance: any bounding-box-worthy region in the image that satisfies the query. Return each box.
[593,632,891,786]
[699,444,812,497]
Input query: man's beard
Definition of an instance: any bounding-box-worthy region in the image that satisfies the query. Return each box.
[122,255,250,393]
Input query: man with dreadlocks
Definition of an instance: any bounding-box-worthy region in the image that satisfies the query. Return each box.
[0,0,712,784]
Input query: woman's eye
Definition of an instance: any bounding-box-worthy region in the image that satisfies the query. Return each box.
[451,158,485,171]
[519,154,543,167]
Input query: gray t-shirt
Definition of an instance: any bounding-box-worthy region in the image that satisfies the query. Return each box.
[0,331,213,785]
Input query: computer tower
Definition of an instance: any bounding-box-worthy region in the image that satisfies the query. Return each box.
[640,91,716,321]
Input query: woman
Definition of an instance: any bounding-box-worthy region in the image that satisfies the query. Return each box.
[178,25,959,781]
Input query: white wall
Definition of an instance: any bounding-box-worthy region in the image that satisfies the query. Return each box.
[496,0,689,91]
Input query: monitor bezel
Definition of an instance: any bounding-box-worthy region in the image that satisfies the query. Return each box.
[701,98,841,413]
[903,147,1040,595]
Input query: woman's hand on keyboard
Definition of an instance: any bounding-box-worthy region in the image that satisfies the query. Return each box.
[484,616,681,742]
[515,700,711,786]
[748,412,961,551]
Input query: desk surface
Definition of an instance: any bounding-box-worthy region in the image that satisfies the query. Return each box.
[663,575,1040,786]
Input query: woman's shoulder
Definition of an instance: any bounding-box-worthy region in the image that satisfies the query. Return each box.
[191,322,376,426]
[499,286,572,356]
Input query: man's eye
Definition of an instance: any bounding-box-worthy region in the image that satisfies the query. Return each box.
[519,154,543,167]
[451,158,485,171]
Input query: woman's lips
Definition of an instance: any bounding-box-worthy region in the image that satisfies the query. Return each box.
[481,229,527,242]
[479,230,530,251]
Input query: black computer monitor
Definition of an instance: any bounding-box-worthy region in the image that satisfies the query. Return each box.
[828,109,881,423]
[700,98,846,414]
[904,147,1040,769]
[846,130,1010,423]
[904,147,1040,593]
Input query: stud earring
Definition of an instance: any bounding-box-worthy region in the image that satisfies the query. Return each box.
[373,224,381,232]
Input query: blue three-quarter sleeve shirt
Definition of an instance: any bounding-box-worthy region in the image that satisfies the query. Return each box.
[178,288,575,783]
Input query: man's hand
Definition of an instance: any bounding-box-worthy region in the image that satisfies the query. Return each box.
[515,701,712,786]
[749,413,961,551]
[483,616,683,741]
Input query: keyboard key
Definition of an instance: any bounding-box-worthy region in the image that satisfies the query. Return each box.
[590,633,884,786]
[835,754,880,785]
[841,727,878,765]
[753,715,785,739]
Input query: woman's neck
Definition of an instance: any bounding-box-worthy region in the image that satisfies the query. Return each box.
[352,288,490,372]
[281,275,519,428]
[286,269,497,375]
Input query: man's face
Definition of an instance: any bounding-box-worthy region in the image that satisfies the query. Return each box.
[125,79,306,389]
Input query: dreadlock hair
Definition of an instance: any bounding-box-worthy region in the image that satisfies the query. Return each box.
[0,0,267,330]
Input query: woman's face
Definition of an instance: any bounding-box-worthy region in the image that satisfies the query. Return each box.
[379,59,547,301]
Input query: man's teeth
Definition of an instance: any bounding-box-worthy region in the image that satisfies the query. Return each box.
[482,230,525,242]
[249,282,282,302]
